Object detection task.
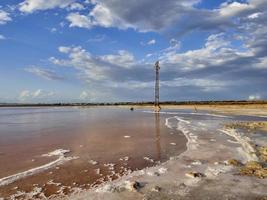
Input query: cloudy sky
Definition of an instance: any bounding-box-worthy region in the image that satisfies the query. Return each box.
[0,0,266,103]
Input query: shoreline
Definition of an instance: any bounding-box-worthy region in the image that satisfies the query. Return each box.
[61,108,267,200]
[1,106,266,199]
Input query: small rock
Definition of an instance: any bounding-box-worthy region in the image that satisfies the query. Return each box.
[124,181,142,191]
[151,186,161,192]
[185,171,204,178]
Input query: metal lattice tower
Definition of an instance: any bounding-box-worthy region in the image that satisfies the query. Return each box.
[154,61,161,112]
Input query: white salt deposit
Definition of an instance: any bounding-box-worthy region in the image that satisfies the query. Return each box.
[89,160,98,165]
[220,128,258,162]
[0,149,76,187]
[143,111,229,118]
[143,157,154,163]
[158,167,167,174]
[191,160,202,166]
[119,156,130,161]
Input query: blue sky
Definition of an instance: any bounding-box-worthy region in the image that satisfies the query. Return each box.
[0,0,266,103]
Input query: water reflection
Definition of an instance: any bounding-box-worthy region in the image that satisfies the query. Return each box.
[154,112,161,160]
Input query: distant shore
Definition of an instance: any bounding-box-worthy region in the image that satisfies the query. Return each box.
[0,100,266,108]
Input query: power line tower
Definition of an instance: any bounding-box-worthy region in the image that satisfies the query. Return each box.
[154,61,161,112]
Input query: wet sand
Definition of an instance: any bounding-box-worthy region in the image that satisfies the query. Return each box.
[0,107,186,199]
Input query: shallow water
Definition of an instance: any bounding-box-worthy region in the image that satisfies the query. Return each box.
[1,107,266,199]
[0,107,187,198]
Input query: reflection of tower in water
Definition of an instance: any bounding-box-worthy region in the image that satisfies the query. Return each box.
[154,112,161,160]
[154,61,161,112]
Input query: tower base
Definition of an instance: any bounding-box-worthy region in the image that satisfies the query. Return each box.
[154,105,161,112]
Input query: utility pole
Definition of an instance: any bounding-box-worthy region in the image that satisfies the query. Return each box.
[154,61,161,112]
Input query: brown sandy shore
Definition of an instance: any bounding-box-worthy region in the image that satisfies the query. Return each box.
[59,104,267,200]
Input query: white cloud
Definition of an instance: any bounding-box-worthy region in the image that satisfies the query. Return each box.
[79,90,115,102]
[66,12,93,28]
[58,46,71,53]
[19,89,55,101]
[147,39,156,45]
[248,12,262,19]
[25,67,64,80]
[0,10,11,25]
[80,91,89,99]
[248,95,261,100]
[0,34,6,40]
[101,50,135,68]
[50,46,136,82]
[66,3,119,29]
[19,0,75,13]
[19,90,31,99]
[160,33,252,71]
[65,0,200,31]
[89,3,118,28]
[50,27,57,33]
[68,3,85,10]
[219,1,252,18]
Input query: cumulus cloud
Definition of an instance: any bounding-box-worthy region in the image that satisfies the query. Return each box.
[19,89,55,101]
[50,46,136,82]
[0,10,11,25]
[25,67,64,80]
[65,0,201,31]
[19,0,75,13]
[62,0,267,36]
[66,12,93,28]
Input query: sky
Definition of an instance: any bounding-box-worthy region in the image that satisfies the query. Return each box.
[0,0,266,103]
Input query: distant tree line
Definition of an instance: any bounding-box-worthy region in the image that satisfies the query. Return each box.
[0,100,266,107]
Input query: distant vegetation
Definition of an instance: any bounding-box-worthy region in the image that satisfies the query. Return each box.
[0,100,266,107]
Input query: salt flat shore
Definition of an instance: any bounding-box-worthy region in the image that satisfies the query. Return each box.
[60,105,267,200]
[1,105,266,200]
